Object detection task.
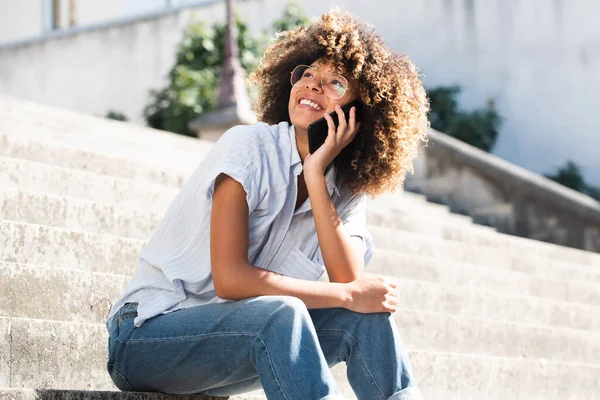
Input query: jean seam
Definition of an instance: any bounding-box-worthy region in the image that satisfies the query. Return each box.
[316,329,357,365]
[257,332,290,400]
[316,329,358,346]
[122,331,257,344]
[356,351,386,400]
[115,313,136,325]
[320,330,385,400]
[113,366,136,391]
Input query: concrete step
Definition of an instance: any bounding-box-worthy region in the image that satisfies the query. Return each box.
[440,220,600,266]
[1,317,599,399]
[6,206,599,301]
[0,156,179,213]
[0,155,463,228]
[2,107,464,228]
[0,133,190,188]
[0,188,160,241]
[0,186,485,247]
[0,120,485,236]
[3,190,599,307]
[2,258,599,335]
[3,94,600,267]
[3,262,599,364]
[0,96,210,170]
[0,220,141,276]
[369,250,600,306]
[2,220,599,331]
[0,124,480,234]
[0,185,534,258]
[0,125,467,226]
[0,389,266,400]
[4,188,598,306]
[369,190,464,222]
[374,191,600,269]
[0,261,126,325]
[3,148,599,268]
[370,225,600,283]
[332,350,600,400]
[3,186,599,288]
[367,205,492,238]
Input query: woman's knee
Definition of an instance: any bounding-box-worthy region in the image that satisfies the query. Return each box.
[354,311,395,332]
[252,295,311,328]
[260,295,308,314]
[318,308,395,336]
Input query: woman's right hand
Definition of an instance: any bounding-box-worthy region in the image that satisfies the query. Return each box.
[344,275,398,313]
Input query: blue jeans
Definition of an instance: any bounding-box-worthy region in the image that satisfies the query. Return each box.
[106,296,423,400]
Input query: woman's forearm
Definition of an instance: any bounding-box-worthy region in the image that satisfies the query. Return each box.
[216,261,352,309]
[304,171,364,283]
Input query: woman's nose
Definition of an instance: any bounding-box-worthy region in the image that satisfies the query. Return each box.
[304,78,324,93]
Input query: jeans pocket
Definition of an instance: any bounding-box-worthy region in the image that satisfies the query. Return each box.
[107,363,136,392]
[115,314,136,344]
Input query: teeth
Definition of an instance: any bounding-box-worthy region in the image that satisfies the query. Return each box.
[300,99,323,110]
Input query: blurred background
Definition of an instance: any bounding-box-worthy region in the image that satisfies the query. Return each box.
[2,2,600,399]
[1,0,600,250]
[1,0,598,196]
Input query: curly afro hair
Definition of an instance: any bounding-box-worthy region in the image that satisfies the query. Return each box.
[250,8,430,196]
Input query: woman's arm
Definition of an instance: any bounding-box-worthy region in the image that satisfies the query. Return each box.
[300,105,367,284]
[304,170,365,283]
[210,173,352,308]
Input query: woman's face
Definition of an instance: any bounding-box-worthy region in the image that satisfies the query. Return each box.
[288,59,360,132]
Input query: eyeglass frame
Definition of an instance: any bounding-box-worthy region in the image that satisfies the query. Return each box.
[290,64,360,100]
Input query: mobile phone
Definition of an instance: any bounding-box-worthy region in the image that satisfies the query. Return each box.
[307,99,364,155]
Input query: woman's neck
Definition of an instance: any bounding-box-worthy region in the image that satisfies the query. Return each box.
[294,125,310,163]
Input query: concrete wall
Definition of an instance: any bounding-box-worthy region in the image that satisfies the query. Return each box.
[0,0,189,43]
[0,2,229,127]
[405,129,600,252]
[0,0,599,186]
[0,0,43,43]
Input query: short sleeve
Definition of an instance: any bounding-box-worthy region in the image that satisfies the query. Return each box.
[339,193,374,267]
[204,125,262,213]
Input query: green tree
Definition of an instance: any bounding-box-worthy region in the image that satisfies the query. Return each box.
[545,160,600,202]
[427,86,502,152]
[587,186,600,202]
[105,110,128,122]
[544,161,586,192]
[143,18,263,136]
[271,1,311,33]
[144,2,310,137]
[427,85,460,133]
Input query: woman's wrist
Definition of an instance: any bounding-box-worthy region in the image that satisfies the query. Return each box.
[338,281,354,309]
[302,163,327,180]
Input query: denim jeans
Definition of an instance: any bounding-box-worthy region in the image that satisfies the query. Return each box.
[106,296,423,400]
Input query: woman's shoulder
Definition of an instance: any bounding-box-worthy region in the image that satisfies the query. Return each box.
[213,122,293,168]
[219,121,290,145]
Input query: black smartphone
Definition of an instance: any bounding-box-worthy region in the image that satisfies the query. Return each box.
[307,99,364,155]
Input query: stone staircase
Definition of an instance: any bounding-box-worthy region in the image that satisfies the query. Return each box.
[0,95,599,400]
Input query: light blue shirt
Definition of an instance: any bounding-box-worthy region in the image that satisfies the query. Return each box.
[107,122,374,328]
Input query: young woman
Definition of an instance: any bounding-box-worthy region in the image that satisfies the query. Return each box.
[106,9,429,400]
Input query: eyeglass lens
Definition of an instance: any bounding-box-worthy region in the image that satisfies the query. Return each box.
[291,65,348,99]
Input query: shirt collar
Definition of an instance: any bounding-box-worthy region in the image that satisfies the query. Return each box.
[289,124,302,167]
[288,123,340,199]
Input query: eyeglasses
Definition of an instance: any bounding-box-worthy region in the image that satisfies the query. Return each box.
[290,64,358,100]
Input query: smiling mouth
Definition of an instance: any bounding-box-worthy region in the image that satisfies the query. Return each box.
[298,98,324,111]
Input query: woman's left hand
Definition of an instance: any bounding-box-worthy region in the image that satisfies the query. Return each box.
[303,104,361,176]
